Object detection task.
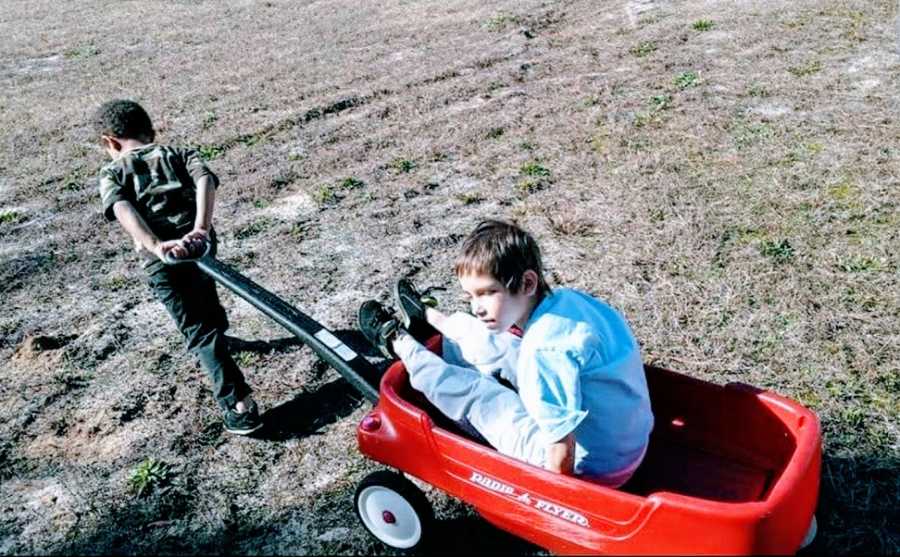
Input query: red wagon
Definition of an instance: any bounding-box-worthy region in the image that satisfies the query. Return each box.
[194,256,820,555]
[355,336,821,555]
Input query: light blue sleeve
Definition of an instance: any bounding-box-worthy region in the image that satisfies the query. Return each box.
[518,348,588,442]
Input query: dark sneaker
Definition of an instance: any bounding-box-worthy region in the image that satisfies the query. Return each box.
[394,278,443,328]
[223,401,263,435]
[358,300,401,359]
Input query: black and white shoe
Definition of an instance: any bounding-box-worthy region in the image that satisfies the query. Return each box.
[223,401,263,435]
[358,300,401,359]
[393,278,442,329]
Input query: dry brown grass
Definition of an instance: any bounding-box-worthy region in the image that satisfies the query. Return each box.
[0,0,898,554]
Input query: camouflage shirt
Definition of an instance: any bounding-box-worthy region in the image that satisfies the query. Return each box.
[98,143,220,241]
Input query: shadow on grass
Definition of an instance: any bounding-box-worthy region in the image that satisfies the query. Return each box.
[805,454,900,555]
[247,329,392,442]
[426,515,542,554]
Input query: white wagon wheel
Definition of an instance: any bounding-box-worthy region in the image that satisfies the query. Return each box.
[354,471,433,552]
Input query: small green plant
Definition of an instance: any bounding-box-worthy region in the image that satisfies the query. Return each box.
[519,141,536,151]
[197,145,225,161]
[633,112,654,128]
[63,44,101,59]
[128,458,173,497]
[486,127,505,139]
[339,177,365,190]
[391,158,417,173]
[234,351,260,367]
[674,71,699,90]
[234,217,274,239]
[312,185,338,206]
[253,199,270,209]
[107,275,130,291]
[516,178,547,196]
[0,210,22,225]
[759,239,794,262]
[828,181,858,203]
[733,122,774,148]
[780,141,824,165]
[455,192,485,205]
[788,60,822,77]
[692,19,714,31]
[520,161,550,178]
[838,256,880,273]
[202,111,218,129]
[629,41,657,57]
[747,83,769,97]
[649,94,672,110]
[484,12,521,31]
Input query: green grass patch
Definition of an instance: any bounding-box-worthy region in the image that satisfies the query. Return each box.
[788,60,822,77]
[484,12,522,31]
[674,71,699,90]
[234,351,261,367]
[455,192,485,205]
[196,145,225,161]
[838,256,881,273]
[649,94,672,111]
[780,141,824,165]
[201,111,218,129]
[516,178,548,196]
[312,185,338,206]
[692,19,714,31]
[520,161,550,177]
[747,83,770,97]
[234,217,274,239]
[106,275,130,291]
[759,239,795,262]
[128,458,173,497]
[339,177,365,190]
[486,127,505,139]
[828,180,859,203]
[629,41,657,57]
[0,210,22,225]
[733,122,774,148]
[390,158,417,173]
[63,44,100,59]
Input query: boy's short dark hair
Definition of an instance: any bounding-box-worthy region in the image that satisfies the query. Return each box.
[454,219,551,296]
[93,99,155,143]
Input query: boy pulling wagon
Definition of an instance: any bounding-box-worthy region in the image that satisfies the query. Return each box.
[94,99,262,435]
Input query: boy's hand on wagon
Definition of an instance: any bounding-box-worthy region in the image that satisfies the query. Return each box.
[181,228,210,257]
[153,239,189,261]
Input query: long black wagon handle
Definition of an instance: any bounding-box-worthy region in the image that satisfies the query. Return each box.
[195,255,380,403]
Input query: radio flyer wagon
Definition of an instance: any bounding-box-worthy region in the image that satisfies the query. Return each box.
[195,254,821,555]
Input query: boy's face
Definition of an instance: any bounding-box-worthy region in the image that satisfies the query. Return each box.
[458,271,538,332]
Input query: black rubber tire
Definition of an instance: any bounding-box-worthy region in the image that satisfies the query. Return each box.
[354,470,433,552]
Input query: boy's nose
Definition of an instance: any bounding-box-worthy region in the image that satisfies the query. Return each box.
[471,300,486,317]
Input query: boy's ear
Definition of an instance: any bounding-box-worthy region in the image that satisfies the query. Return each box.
[521,270,539,297]
[101,135,121,153]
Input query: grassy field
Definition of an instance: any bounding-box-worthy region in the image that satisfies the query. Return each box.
[1,0,898,554]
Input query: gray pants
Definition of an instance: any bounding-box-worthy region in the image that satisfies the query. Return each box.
[394,313,546,467]
[145,256,251,411]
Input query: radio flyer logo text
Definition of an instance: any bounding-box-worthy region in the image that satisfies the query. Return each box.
[469,471,590,527]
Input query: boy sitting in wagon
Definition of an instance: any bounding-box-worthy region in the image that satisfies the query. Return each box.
[358,220,653,485]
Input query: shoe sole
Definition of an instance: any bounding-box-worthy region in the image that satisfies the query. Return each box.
[225,422,263,435]
[393,280,418,329]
